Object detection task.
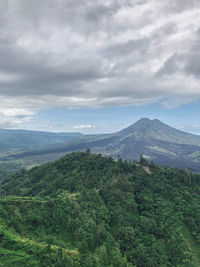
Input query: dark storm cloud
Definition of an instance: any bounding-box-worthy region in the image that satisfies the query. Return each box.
[164,0,200,13]
[185,53,200,78]
[156,27,200,80]
[103,38,150,58]
[156,54,180,76]
[153,22,177,40]
[0,0,200,125]
[182,29,200,78]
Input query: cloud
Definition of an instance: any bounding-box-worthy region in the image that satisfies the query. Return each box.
[1,108,34,118]
[73,125,95,130]
[176,123,200,134]
[178,124,200,130]
[46,123,63,129]
[0,0,200,126]
[0,108,34,128]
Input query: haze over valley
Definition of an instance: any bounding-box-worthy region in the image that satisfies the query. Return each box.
[1,118,200,173]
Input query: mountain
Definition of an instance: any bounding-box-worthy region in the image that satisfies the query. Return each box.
[10,118,200,172]
[1,151,200,266]
[0,129,82,153]
[115,118,200,146]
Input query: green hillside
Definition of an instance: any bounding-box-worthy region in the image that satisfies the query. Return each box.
[0,151,200,266]
[0,161,26,180]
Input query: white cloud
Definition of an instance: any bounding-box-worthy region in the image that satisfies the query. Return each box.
[1,108,34,117]
[0,108,34,128]
[73,125,96,129]
[176,124,200,135]
[0,0,200,127]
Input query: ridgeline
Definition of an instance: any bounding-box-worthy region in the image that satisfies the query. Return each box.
[0,151,200,266]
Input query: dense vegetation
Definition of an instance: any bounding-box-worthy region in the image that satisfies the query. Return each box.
[0,151,200,266]
[0,161,26,181]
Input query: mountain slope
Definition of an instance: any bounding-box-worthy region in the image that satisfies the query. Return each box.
[0,129,81,153]
[10,118,200,172]
[1,151,200,266]
[115,118,200,145]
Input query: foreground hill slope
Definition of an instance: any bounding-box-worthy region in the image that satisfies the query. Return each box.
[11,118,200,172]
[1,151,200,266]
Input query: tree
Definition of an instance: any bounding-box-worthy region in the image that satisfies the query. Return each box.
[139,155,148,166]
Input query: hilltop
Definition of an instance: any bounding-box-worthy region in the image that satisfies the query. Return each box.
[1,151,200,266]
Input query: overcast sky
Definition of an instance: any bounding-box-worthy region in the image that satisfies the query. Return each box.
[0,0,200,133]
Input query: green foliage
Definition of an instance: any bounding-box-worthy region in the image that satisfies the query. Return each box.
[139,154,148,166]
[0,151,200,266]
[0,161,25,181]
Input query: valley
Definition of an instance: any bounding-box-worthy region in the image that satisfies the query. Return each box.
[2,118,200,173]
[0,119,200,266]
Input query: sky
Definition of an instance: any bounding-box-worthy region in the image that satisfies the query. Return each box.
[0,0,200,134]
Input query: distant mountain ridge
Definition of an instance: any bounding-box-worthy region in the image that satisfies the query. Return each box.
[0,128,82,152]
[4,118,200,172]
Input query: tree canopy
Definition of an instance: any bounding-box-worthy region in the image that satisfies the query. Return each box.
[0,151,200,266]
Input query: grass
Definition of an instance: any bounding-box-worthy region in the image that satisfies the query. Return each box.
[182,224,200,266]
[188,151,200,161]
[0,221,78,267]
[0,196,80,266]
[0,247,38,267]
[147,145,176,156]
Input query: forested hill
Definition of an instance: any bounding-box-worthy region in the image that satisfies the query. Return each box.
[1,151,200,266]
